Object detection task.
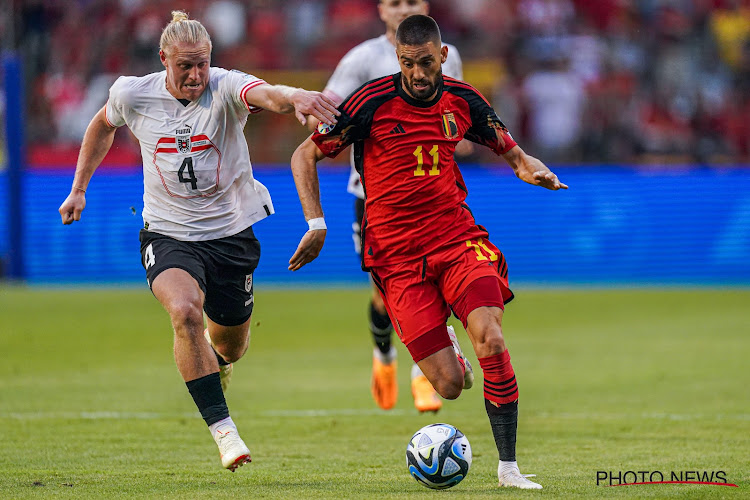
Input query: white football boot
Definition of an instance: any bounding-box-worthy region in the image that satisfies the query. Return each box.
[498,461,542,489]
[446,325,474,389]
[213,425,252,471]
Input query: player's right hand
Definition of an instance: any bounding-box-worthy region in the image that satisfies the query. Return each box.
[291,90,340,127]
[288,229,326,271]
[59,191,86,225]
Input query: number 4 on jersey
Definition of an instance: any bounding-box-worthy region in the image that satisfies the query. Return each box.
[178,157,198,190]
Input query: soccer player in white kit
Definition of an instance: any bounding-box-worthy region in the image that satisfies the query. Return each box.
[58,11,339,472]
[311,0,466,413]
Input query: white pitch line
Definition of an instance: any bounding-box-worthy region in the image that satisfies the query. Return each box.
[0,410,747,420]
[0,409,409,420]
[1,411,185,420]
[260,409,409,417]
[529,412,750,421]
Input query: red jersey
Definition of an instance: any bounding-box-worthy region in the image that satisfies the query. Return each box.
[312,74,517,269]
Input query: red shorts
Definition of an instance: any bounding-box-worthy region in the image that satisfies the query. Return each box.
[371,233,513,362]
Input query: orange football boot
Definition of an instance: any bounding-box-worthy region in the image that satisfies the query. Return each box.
[411,374,442,413]
[371,355,398,410]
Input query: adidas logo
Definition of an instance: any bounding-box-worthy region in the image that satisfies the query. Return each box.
[389,124,406,134]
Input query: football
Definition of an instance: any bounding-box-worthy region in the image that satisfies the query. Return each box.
[406,423,472,489]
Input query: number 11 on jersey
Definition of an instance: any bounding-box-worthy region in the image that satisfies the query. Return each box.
[413,145,440,177]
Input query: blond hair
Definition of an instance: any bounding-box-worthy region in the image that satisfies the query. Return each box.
[159,10,212,55]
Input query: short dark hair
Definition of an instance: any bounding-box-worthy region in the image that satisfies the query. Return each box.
[395,15,441,47]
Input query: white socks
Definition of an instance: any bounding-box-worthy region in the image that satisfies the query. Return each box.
[209,416,236,440]
[373,346,397,365]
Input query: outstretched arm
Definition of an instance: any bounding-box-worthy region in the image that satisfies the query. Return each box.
[305,90,344,132]
[288,136,328,271]
[502,145,568,190]
[58,106,118,224]
[244,84,340,127]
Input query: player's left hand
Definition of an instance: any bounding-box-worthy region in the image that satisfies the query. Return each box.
[58,190,87,224]
[291,90,340,127]
[532,171,568,190]
[288,229,327,271]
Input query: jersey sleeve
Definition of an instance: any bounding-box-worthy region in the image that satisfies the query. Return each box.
[311,107,367,158]
[463,87,517,155]
[323,45,370,103]
[224,68,267,114]
[311,79,379,158]
[104,76,129,128]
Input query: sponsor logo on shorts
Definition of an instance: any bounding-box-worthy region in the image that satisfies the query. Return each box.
[244,274,254,306]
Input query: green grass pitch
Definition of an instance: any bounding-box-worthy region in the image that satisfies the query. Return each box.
[0,286,748,498]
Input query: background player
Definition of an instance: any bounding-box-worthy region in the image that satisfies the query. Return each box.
[312,0,469,414]
[58,10,339,472]
[288,14,566,490]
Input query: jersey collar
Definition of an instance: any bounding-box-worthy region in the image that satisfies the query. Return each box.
[162,70,210,107]
[394,73,444,108]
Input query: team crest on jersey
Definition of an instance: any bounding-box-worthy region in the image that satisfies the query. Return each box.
[176,124,192,153]
[442,112,458,139]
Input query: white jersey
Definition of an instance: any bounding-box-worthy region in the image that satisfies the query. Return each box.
[324,34,463,199]
[105,68,275,241]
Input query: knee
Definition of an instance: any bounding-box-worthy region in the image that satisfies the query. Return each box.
[472,324,506,358]
[467,307,507,356]
[479,332,506,356]
[210,325,251,363]
[433,372,464,400]
[168,299,204,334]
[371,292,386,313]
[215,337,249,363]
[219,350,243,364]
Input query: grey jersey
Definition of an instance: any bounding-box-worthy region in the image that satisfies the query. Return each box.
[324,34,463,199]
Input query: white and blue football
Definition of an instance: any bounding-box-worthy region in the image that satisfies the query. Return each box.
[406,423,472,489]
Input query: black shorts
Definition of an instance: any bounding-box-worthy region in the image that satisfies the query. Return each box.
[139,226,261,326]
[353,197,365,256]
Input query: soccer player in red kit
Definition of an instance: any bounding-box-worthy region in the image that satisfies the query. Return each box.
[288,15,567,490]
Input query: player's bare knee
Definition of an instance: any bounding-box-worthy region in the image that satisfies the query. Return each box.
[221,352,241,363]
[439,384,462,400]
[478,332,507,356]
[168,300,204,334]
[471,324,506,357]
[211,327,250,362]
[435,373,464,400]
[217,340,248,363]
[371,292,386,313]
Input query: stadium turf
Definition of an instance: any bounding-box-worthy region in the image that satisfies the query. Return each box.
[0,286,747,498]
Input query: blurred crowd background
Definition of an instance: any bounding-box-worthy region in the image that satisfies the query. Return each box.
[3,0,750,165]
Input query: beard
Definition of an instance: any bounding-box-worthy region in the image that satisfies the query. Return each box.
[402,70,441,100]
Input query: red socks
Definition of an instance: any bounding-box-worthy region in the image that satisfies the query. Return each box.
[478,350,518,406]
